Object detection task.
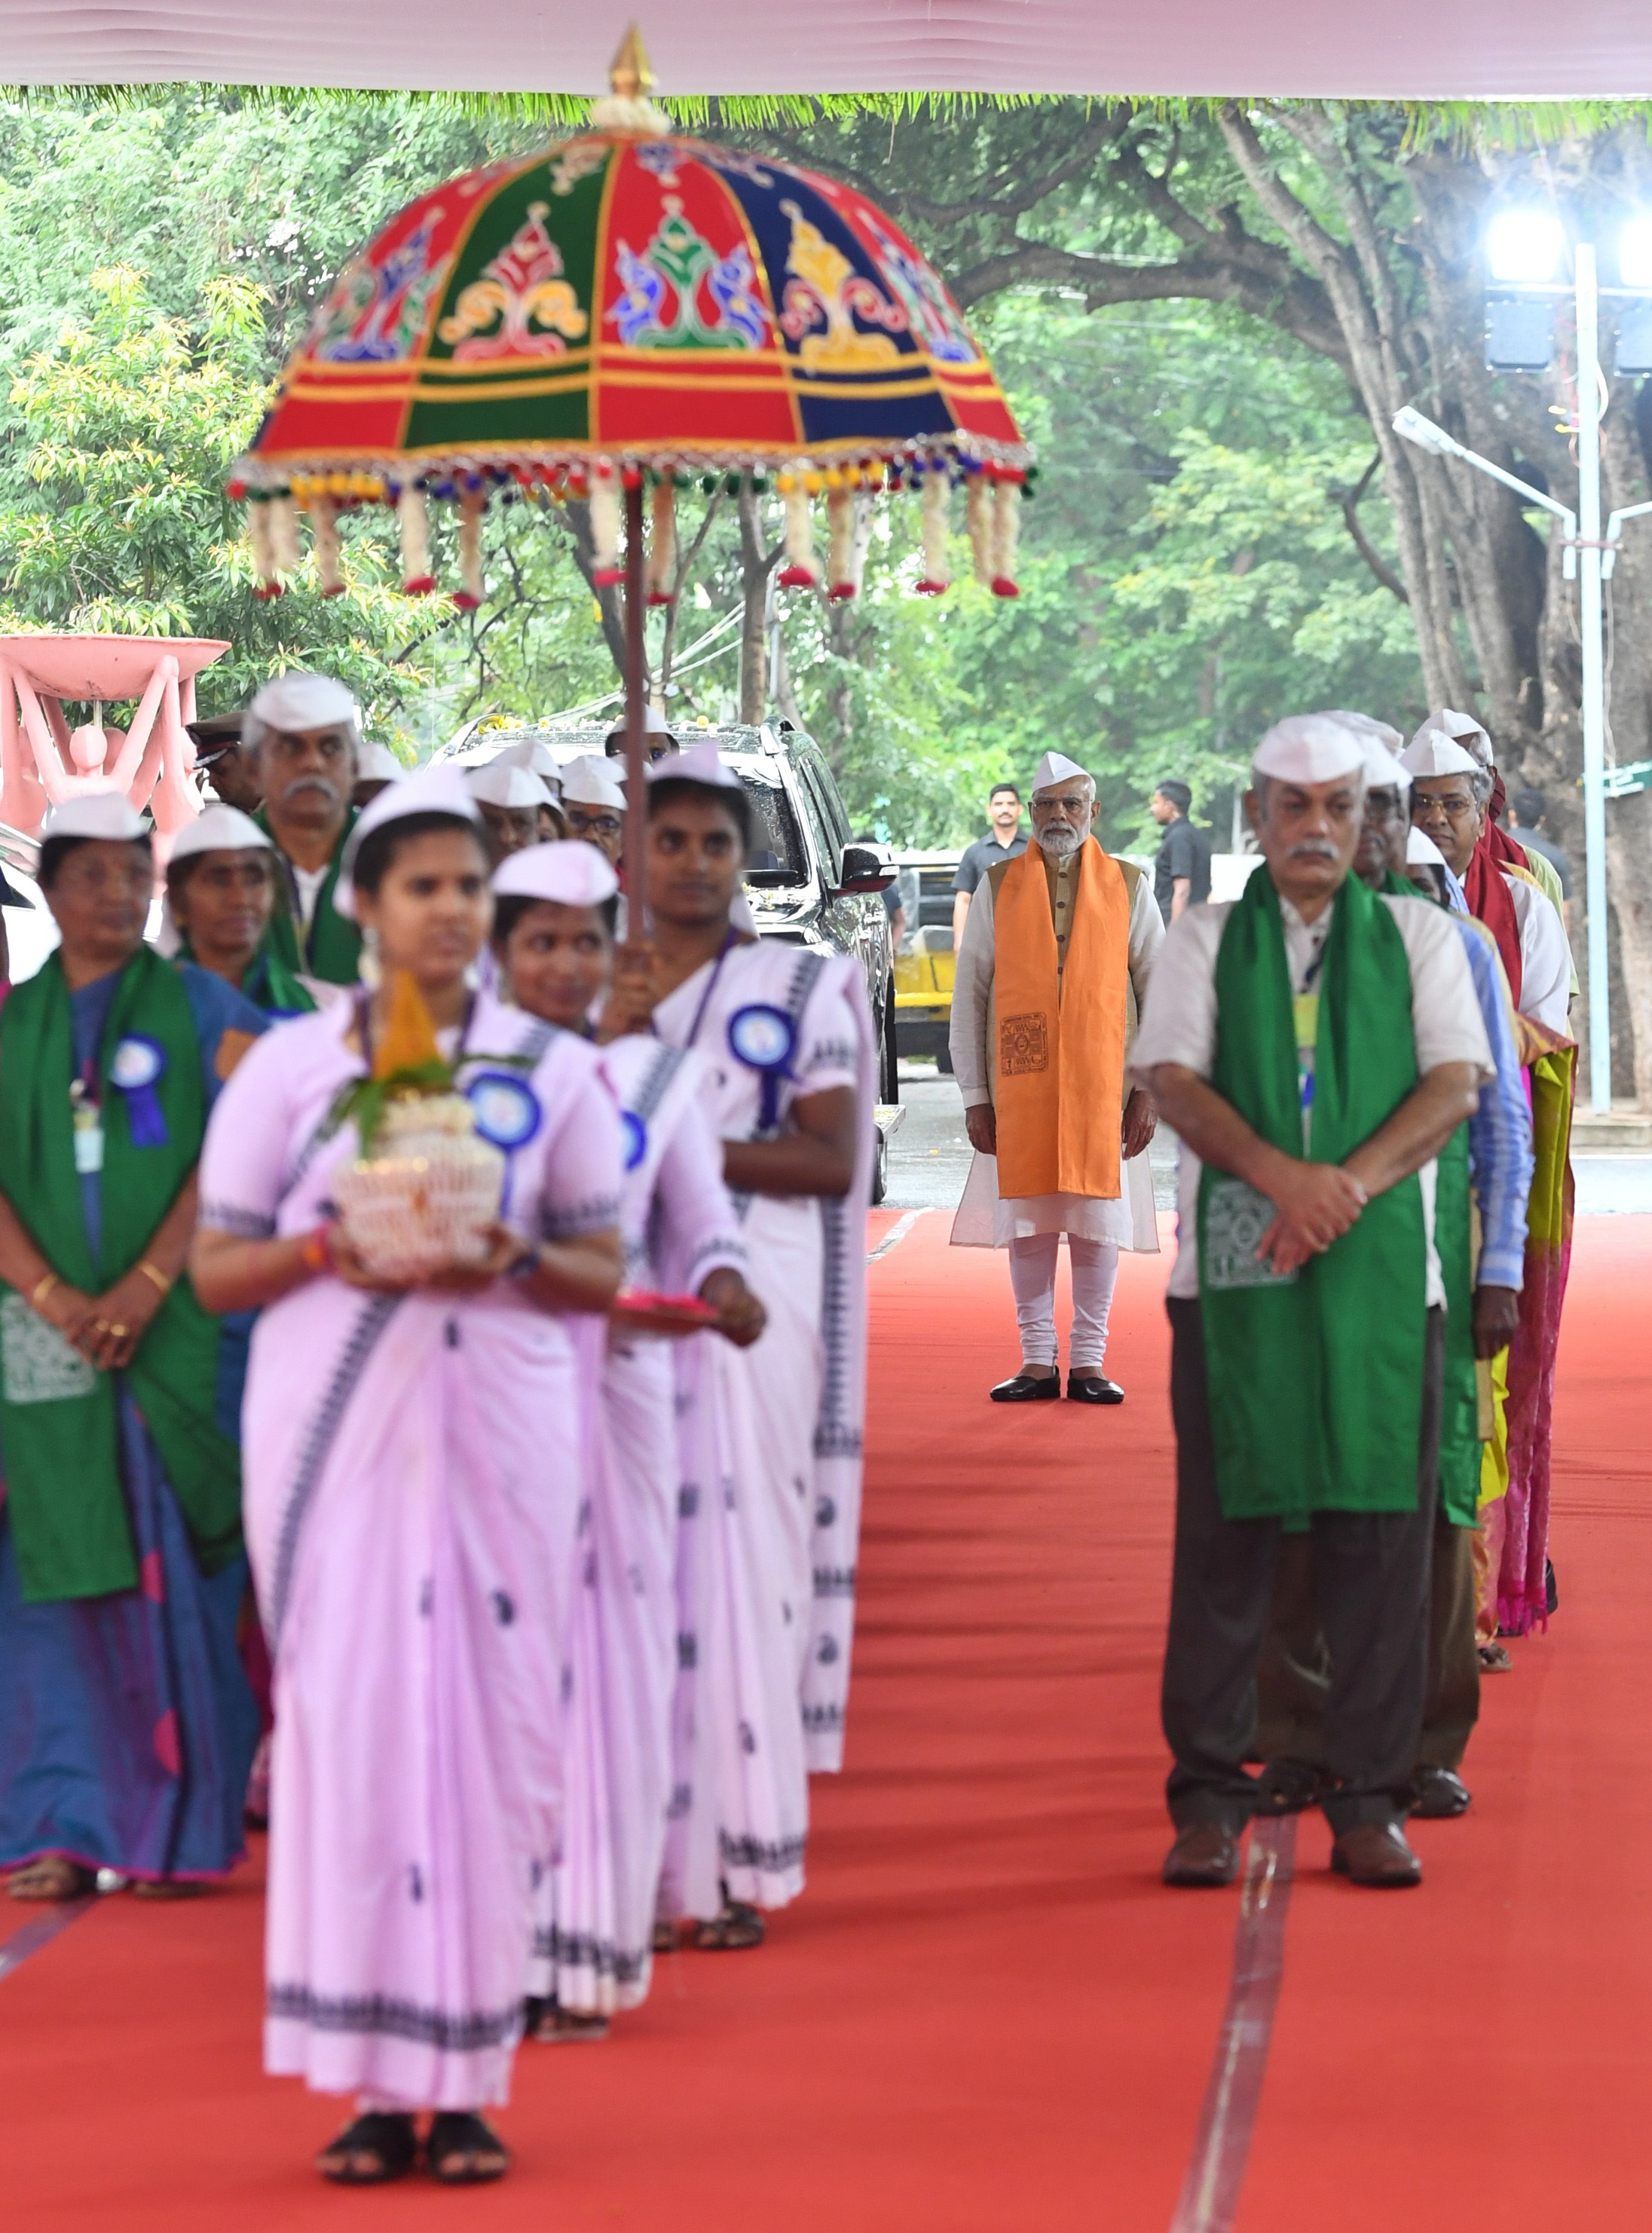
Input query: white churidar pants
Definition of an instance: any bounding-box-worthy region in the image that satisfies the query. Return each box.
[1007,1234,1119,1371]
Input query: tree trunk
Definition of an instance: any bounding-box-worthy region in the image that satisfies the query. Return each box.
[736,483,782,726]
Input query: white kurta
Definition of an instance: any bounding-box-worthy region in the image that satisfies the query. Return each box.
[197,992,621,2110]
[1506,871,1572,1036]
[653,937,874,1909]
[531,1036,745,2011]
[948,849,1164,1249]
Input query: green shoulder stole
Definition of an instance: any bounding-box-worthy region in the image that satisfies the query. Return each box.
[1198,870,1427,1524]
[178,939,316,1018]
[0,949,243,1602]
[1381,871,1479,1526]
[256,806,361,986]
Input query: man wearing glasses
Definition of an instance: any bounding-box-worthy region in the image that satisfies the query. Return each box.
[559,757,626,867]
[949,752,1164,1404]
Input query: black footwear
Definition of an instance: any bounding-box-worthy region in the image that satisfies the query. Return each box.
[1162,1822,1241,1887]
[1066,1372,1124,1404]
[1330,1822,1423,1886]
[1255,1757,1327,1817]
[990,1372,1060,1403]
[317,2112,419,2186]
[427,2112,510,2184]
[1409,1766,1472,1819]
[1545,1557,1559,1616]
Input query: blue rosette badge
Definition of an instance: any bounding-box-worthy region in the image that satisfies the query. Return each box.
[727,1003,798,1130]
[109,1035,169,1147]
[464,1072,543,1154]
[620,1109,648,1172]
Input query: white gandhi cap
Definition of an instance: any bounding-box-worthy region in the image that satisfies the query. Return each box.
[1251,714,1367,785]
[465,761,546,811]
[41,791,148,843]
[243,671,360,748]
[1031,750,1089,794]
[1406,826,1450,867]
[355,742,404,784]
[167,803,271,861]
[1414,706,1491,765]
[561,754,627,811]
[491,840,618,908]
[1400,730,1479,780]
[650,739,742,791]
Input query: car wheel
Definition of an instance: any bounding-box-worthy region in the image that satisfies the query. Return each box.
[936,1041,954,1075]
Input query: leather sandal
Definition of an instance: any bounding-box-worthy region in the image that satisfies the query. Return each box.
[317,2112,418,2185]
[693,1895,765,1950]
[427,2112,510,2184]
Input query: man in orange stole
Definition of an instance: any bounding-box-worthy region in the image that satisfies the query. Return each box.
[948,751,1164,1402]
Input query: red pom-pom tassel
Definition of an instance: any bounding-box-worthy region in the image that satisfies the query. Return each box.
[990,577,1021,599]
[776,563,818,589]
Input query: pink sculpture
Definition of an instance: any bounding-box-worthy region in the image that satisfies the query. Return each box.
[0,634,231,840]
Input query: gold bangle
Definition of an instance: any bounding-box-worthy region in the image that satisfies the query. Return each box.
[29,1271,58,1311]
[136,1260,173,1296]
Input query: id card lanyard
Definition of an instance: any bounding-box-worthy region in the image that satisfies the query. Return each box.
[70,1059,103,1175]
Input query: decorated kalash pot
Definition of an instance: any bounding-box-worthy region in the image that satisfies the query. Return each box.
[331,971,506,1283]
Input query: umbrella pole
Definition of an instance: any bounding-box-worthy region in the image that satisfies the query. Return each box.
[622,476,647,927]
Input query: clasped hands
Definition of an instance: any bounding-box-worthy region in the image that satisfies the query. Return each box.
[964,1087,1158,1163]
[1254,1159,1368,1277]
[33,1265,167,1372]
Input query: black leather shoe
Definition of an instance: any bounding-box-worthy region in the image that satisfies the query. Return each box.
[990,1372,1060,1403]
[1162,1822,1241,1887]
[1409,1766,1472,1819]
[1066,1372,1124,1404]
[1330,1822,1422,1886]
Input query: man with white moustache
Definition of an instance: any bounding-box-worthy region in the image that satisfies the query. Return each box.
[245,673,364,987]
[1133,714,1493,1889]
[948,750,1163,1404]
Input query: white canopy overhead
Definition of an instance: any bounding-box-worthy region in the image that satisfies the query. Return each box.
[0,2,1638,101]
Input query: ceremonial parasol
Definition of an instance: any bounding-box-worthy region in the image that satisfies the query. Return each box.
[231,32,1031,890]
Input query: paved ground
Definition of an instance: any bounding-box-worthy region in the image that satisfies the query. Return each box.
[889,1060,1652,1218]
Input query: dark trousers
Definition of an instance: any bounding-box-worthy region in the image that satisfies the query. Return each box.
[1161,1298,1442,1837]
[1256,1509,1479,1774]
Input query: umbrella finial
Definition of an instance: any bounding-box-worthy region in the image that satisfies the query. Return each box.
[592,26,671,135]
[610,26,653,97]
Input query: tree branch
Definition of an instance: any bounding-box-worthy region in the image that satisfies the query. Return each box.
[1332,454,1409,601]
[949,240,1349,372]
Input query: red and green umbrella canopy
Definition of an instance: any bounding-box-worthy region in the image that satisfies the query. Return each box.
[247,133,1023,479]
[233,121,1032,603]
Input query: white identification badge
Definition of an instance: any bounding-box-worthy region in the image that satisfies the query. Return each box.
[71,1084,104,1175]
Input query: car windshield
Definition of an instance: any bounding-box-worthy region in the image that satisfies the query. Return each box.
[738,772,809,885]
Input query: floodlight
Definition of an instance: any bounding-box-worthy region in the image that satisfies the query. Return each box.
[1486,210,1565,285]
[1621,217,1652,290]
[1392,406,1461,459]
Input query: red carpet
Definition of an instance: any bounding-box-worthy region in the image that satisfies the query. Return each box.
[2,1210,1647,2229]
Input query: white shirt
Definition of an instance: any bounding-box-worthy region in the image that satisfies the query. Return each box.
[1130,888,1494,1305]
[292,862,328,931]
[1507,873,1571,1036]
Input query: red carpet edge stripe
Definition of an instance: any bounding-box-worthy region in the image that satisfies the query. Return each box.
[1169,1819,1297,2233]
